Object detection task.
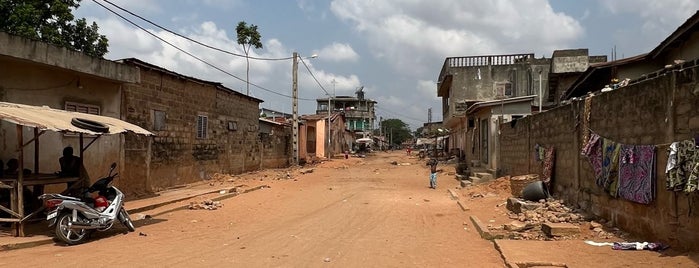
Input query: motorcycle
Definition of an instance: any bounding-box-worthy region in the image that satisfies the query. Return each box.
[38,162,135,245]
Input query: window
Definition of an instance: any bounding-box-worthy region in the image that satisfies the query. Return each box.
[227,121,238,131]
[65,102,100,115]
[153,110,166,131]
[196,115,208,139]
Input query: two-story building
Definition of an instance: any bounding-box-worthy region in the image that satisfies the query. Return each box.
[437,51,606,174]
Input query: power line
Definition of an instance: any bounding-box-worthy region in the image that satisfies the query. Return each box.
[299,56,330,96]
[92,0,318,101]
[375,106,425,124]
[100,0,292,61]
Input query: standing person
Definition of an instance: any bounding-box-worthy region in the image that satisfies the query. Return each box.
[427,158,438,189]
[406,146,412,156]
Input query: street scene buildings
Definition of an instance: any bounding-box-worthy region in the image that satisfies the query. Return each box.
[1,2,699,267]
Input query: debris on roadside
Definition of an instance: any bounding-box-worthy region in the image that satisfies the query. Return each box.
[188,199,223,210]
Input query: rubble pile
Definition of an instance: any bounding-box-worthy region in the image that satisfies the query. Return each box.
[493,197,629,241]
[188,199,223,210]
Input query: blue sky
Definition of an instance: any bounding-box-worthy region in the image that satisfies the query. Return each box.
[75,0,699,130]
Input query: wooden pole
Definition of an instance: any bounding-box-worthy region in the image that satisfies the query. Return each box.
[33,128,43,196]
[16,125,24,236]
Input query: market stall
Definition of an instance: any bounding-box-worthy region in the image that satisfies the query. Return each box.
[0,102,152,236]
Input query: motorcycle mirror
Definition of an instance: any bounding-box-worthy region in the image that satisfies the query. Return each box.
[110,162,117,169]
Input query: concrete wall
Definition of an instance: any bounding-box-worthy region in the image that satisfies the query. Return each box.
[0,32,139,83]
[499,64,699,250]
[0,55,129,186]
[259,122,291,169]
[122,67,261,193]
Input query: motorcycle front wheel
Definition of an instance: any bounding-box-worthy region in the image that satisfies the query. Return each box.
[55,213,89,245]
[118,208,136,232]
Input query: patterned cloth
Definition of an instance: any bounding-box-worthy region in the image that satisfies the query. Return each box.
[581,96,592,150]
[601,138,622,197]
[582,133,603,181]
[617,145,656,204]
[542,147,555,184]
[665,140,698,193]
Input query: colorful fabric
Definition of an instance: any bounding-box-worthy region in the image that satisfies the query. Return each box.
[581,96,592,150]
[665,140,698,192]
[600,139,622,197]
[542,147,555,184]
[582,133,603,181]
[618,145,656,204]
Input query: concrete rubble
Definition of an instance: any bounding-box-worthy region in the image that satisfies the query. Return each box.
[188,199,223,210]
[485,197,630,241]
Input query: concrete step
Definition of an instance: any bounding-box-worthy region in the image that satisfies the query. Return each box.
[474,172,494,181]
[460,180,472,188]
[469,176,486,184]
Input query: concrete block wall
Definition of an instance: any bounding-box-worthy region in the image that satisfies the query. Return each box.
[499,65,699,250]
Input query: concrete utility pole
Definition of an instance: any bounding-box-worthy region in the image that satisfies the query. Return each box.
[327,95,331,158]
[292,52,299,165]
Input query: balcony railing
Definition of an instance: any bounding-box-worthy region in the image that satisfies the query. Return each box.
[438,53,534,82]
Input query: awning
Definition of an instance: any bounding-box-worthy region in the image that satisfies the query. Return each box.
[0,102,153,135]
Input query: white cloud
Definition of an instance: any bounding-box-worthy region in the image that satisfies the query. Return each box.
[313,42,359,62]
[600,0,699,35]
[330,0,584,76]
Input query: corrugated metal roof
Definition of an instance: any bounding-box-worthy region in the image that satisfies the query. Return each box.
[0,102,152,136]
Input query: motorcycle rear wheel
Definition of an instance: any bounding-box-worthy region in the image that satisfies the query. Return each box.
[118,208,136,232]
[55,213,89,245]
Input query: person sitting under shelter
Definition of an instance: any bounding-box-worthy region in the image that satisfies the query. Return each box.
[59,146,81,177]
[5,158,31,176]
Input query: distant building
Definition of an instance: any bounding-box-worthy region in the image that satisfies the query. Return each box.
[260,107,291,123]
[316,87,376,139]
[436,50,605,173]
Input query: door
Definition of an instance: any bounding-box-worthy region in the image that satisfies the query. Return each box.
[480,119,488,164]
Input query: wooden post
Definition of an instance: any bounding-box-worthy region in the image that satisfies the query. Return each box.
[15,125,24,236]
[33,128,43,196]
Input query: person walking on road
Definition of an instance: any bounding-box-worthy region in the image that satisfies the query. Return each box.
[427,158,438,189]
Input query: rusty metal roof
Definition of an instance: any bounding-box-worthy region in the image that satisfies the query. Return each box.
[0,102,152,136]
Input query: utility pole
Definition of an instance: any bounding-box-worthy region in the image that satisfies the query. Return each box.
[292,52,299,165]
[327,94,331,158]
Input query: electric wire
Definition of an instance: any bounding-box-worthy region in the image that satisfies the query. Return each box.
[299,56,330,96]
[100,0,292,61]
[92,0,317,101]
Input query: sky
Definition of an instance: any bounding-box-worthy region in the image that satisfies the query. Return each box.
[74,0,699,130]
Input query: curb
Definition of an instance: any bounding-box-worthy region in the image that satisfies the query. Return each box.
[0,185,270,251]
[137,185,270,219]
[447,189,459,200]
[456,200,470,211]
[469,215,504,240]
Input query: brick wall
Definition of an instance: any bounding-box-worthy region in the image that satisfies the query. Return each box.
[500,64,699,250]
[122,67,261,193]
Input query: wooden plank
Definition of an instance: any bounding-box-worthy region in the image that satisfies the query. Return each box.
[0,204,21,218]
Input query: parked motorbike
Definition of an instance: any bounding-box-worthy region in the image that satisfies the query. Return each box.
[38,163,135,245]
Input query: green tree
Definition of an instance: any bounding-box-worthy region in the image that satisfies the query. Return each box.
[0,0,109,57]
[380,118,413,146]
[235,21,263,95]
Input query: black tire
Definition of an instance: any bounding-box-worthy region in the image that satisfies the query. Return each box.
[118,208,136,232]
[71,117,109,133]
[55,213,89,245]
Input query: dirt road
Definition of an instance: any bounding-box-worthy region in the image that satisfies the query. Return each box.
[0,152,505,267]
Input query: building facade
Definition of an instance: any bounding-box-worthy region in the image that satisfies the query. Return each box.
[316,88,376,139]
[120,58,263,194]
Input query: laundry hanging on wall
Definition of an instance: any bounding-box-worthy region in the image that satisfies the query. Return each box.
[581,131,658,204]
[617,144,656,204]
[666,139,699,193]
[534,143,555,186]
